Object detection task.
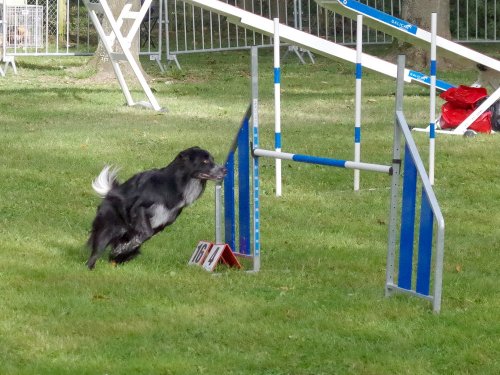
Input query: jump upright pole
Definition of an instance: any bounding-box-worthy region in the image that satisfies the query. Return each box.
[354,14,363,191]
[429,13,437,185]
[251,46,261,272]
[274,18,282,197]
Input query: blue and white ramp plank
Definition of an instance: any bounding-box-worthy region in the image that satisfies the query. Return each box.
[181,0,454,91]
[315,0,500,73]
[253,149,392,174]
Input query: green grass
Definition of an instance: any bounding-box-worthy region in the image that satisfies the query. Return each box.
[0,49,499,375]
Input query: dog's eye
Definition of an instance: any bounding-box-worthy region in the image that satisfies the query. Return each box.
[203,159,210,164]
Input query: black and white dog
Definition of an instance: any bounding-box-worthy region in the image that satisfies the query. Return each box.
[86,147,226,269]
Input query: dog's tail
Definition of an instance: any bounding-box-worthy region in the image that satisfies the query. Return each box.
[92,165,120,198]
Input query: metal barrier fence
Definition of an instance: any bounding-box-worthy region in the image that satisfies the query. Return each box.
[0,0,163,57]
[166,0,395,57]
[1,0,94,55]
[165,0,499,59]
[0,0,498,61]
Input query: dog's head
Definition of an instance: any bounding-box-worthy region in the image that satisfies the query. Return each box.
[177,147,227,181]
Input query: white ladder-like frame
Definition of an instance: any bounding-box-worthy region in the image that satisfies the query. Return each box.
[83,0,163,111]
[2,56,18,76]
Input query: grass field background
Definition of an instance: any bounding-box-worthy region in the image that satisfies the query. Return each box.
[0,46,499,374]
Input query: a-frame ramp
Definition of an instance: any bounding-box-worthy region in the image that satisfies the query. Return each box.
[181,0,453,92]
[316,0,500,135]
[83,0,164,111]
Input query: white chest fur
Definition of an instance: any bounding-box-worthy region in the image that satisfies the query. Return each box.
[149,204,174,229]
[183,179,204,206]
[148,179,203,229]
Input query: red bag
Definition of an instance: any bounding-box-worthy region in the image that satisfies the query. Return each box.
[440,102,492,133]
[440,85,488,109]
[439,85,492,133]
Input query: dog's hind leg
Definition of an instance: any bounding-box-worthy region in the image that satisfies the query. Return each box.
[87,246,106,270]
[86,227,116,270]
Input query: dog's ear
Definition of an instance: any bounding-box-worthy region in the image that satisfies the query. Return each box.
[178,150,189,161]
[178,147,202,161]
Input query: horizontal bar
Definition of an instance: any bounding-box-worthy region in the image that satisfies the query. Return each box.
[5,52,94,57]
[385,283,435,302]
[253,149,392,174]
[412,127,465,136]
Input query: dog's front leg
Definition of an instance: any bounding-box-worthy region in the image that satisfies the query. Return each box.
[111,236,143,256]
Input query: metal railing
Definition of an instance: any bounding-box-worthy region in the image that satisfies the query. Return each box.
[1,0,497,60]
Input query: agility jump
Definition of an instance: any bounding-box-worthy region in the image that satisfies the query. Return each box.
[215,48,445,313]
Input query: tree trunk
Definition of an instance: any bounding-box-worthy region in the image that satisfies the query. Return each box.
[401,0,451,39]
[89,0,148,81]
[58,0,67,38]
[396,0,452,69]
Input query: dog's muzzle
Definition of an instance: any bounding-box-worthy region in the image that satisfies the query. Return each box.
[197,165,227,181]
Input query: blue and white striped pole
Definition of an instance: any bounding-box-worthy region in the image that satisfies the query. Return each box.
[274,18,282,197]
[354,14,363,191]
[251,46,261,272]
[429,13,437,185]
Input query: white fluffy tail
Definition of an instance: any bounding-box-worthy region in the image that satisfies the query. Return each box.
[92,165,119,198]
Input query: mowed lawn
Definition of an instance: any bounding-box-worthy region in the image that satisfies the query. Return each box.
[0,47,499,375]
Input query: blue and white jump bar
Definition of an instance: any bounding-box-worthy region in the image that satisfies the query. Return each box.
[253,149,392,175]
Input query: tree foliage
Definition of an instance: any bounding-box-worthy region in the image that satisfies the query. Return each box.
[450,0,499,40]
